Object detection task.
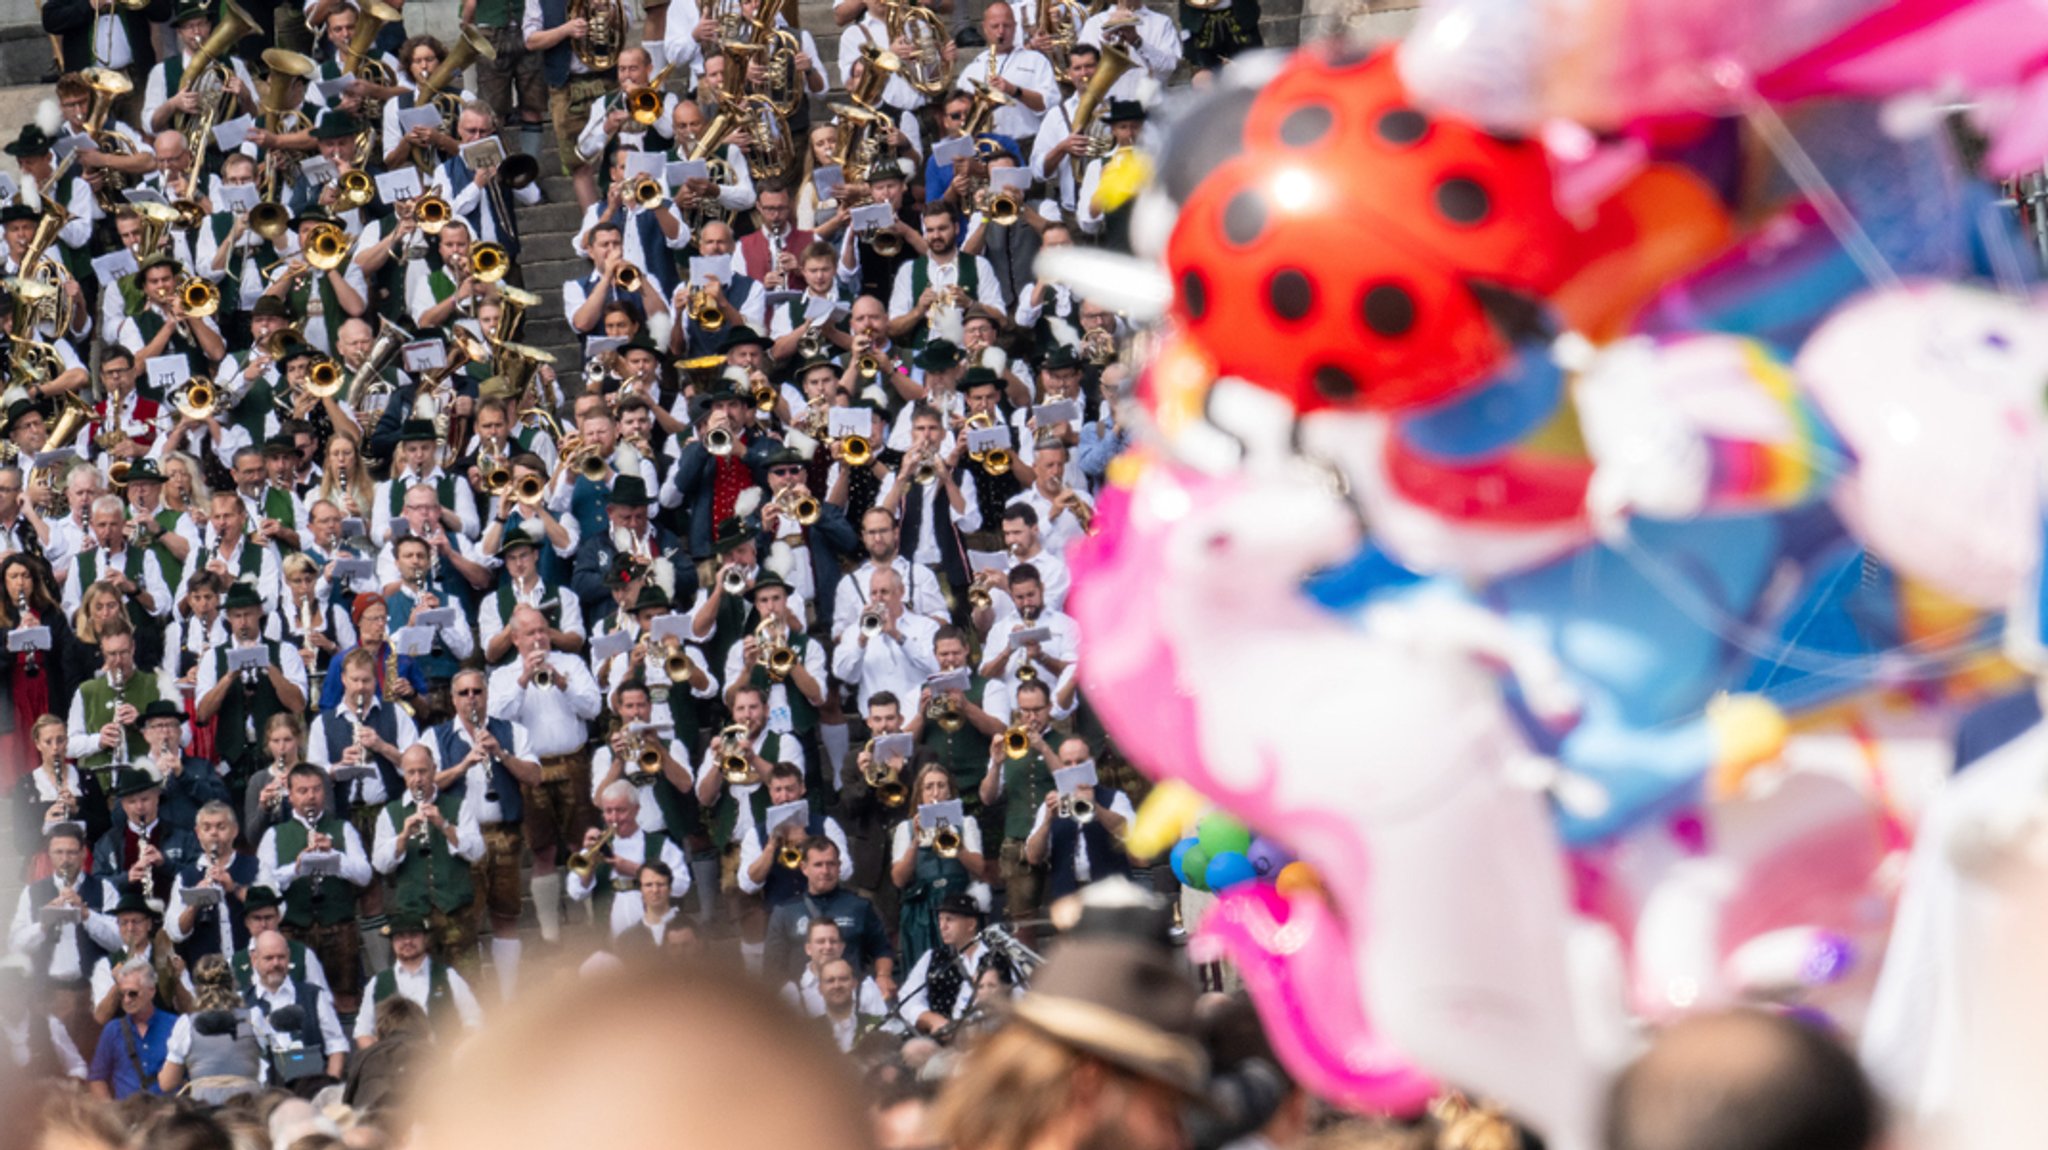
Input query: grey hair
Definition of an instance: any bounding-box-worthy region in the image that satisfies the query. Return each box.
[117,956,153,983]
[196,799,239,829]
[90,494,123,518]
[599,779,638,805]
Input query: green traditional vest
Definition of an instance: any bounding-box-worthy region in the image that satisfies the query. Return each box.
[1001,751,1057,841]
[590,830,672,918]
[368,961,463,1038]
[651,675,705,757]
[149,507,186,592]
[491,581,562,667]
[75,545,153,632]
[922,676,990,803]
[388,473,461,519]
[228,374,277,444]
[191,538,265,583]
[273,816,358,927]
[906,256,981,346]
[261,486,297,529]
[704,592,752,688]
[211,639,286,770]
[286,255,346,350]
[76,673,161,776]
[381,790,475,917]
[129,310,206,398]
[708,732,779,845]
[746,633,819,733]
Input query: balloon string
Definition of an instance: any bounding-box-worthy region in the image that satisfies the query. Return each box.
[1736,92,1904,295]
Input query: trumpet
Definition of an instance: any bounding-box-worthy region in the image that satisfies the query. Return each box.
[720,565,749,596]
[861,742,907,806]
[566,827,616,881]
[688,283,724,330]
[987,187,1021,227]
[631,175,666,209]
[626,61,678,125]
[931,818,961,859]
[1003,724,1031,759]
[983,447,1013,476]
[926,694,964,733]
[757,629,797,681]
[532,662,556,689]
[859,610,885,639]
[966,584,992,611]
[512,471,547,503]
[178,277,219,318]
[716,723,755,784]
[615,264,643,294]
[839,434,872,467]
[751,381,778,412]
[410,782,435,845]
[705,424,736,457]
[661,637,694,681]
[772,486,820,527]
[776,836,804,868]
[478,449,513,495]
[912,450,939,485]
[1057,793,1095,824]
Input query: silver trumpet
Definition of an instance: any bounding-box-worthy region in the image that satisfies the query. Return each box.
[1057,793,1095,824]
[410,781,435,846]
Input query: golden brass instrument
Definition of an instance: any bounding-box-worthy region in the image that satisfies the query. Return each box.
[512,472,547,504]
[13,198,75,339]
[931,818,961,859]
[68,69,138,214]
[565,827,616,881]
[688,284,724,330]
[133,202,186,258]
[566,0,626,72]
[248,200,292,243]
[256,49,318,211]
[926,693,964,733]
[387,643,415,717]
[772,486,819,527]
[1037,0,1083,82]
[416,23,496,142]
[470,242,509,283]
[178,277,220,319]
[757,623,797,681]
[415,194,454,234]
[1081,327,1118,366]
[629,174,666,210]
[338,169,378,208]
[861,741,907,806]
[1003,725,1031,759]
[966,584,992,610]
[1067,43,1136,187]
[716,723,755,784]
[983,447,1013,476]
[961,76,1013,139]
[478,449,513,495]
[626,62,678,126]
[305,357,345,398]
[173,380,218,422]
[653,636,691,682]
[751,381,778,413]
[346,316,408,417]
[615,264,644,294]
[493,285,542,345]
[303,224,354,272]
[344,1,402,159]
[885,0,949,95]
[173,0,256,167]
[840,434,872,468]
[911,448,939,486]
[776,838,804,868]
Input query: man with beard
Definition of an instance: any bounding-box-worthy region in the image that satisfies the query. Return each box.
[886,205,1004,349]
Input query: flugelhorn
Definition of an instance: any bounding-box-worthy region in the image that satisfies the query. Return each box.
[931,818,961,859]
[565,827,615,881]
[661,637,694,681]
[772,486,819,527]
[1058,793,1095,824]
[716,723,754,783]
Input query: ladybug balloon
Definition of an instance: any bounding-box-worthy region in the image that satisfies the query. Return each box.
[1166,46,1582,414]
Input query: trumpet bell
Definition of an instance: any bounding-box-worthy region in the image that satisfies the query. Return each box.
[792,495,820,526]
[175,382,217,422]
[1069,795,1095,824]
[471,242,509,283]
[983,448,1012,476]
[480,460,513,494]
[706,426,735,457]
[859,611,884,639]
[615,264,643,294]
[179,278,219,318]
[877,779,907,807]
[721,567,749,596]
[416,195,453,234]
[841,434,872,467]
[577,450,610,481]
[776,843,804,869]
[766,645,797,678]
[500,153,542,190]
[868,229,902,258]
[532,666,556,690]
[1003,726,1030,759]
[248,201,291,241]
[512,472,547,503]
[305,357,345,398]
[636,743,663,771]
[631,175,665,209]
[565,827,615,881]
[989,191,1020,227]
[932,823,961,859]
[721,754,754,785]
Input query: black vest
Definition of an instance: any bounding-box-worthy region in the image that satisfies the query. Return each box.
[752,813,828,907]
[433,718,525,824]
[25,872,107,983]
[171,854,262,967]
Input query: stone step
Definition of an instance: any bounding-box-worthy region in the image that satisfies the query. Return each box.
[523,258,589,291]
[521,200,587,235]
[522,232,583,265]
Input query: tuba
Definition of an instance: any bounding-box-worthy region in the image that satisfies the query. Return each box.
[417,24,497,132]
[884,0,949,96]
[346,1,404,159]
[70,69,138,214]
[567,0,627,71]
[174,0,258,168]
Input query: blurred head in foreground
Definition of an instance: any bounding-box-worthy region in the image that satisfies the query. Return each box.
[1605,1010,1883,1150]
[410,959,877,1150]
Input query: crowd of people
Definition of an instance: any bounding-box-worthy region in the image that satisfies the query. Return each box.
[0,0,1280,1108]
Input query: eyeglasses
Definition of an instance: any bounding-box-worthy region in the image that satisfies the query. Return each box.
[769,467,804,477]
[454,688,483,697]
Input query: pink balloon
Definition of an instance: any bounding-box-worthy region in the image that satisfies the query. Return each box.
[1196,885,1439,1115]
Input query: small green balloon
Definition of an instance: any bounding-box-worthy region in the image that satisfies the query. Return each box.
[1197,813,1253,858]
[1180,846,1213,892]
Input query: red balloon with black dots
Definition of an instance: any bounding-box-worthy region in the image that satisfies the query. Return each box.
[1166,45,1585,415]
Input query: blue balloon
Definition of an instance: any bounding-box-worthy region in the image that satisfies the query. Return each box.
[1169,837,1201,885]
[1204,851,1258,891]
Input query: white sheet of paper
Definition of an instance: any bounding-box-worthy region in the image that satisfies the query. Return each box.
[590,628,632,663]
[226,645,270,672]
[966,549,1009,573]
[966,425,1012,454]
[917,799,964,830]
[849,203,893,232]
[1033,400,1080,426]
[925,668,970,693]
[871,733,914,764]
[622,150,665,181]
[1053,762,1098,794]
[145,355,192,395]
[331,558,373,580]
[6,626,51,652]
[296,850,342,875]
[413,607,458,627]
[328,763,376,782]
[122,185,167,206]
[827,408,869,438]
[31,448,77,469]
[764,799,809,835]
[811,164,843,198]
[649,613,692,642]
[931,135,977,166]
[459,137,506,172]
[297,156,337,186]
[219,183,259,213]
[990,166,1031,192]
[212,115,255,151]
[182,886,222,908]
[39,906,82,928]
[669,158,709,182]
[584,335,624,360]
[804,295,839,324]
[50,131,93,163]
[91,249,140,285]
[402,340,447,373]
[393,626,436,656]
[339,517,369,540]
[398,105,443,134]
[375,169,423,203]
[688,255,730,286]
[1009,626,1050,645]
[315,77,353,101]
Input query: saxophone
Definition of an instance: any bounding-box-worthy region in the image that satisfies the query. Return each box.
[569,0,627,70]
[386,641,415,717]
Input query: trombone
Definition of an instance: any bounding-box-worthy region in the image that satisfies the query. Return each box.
[177,277,219,319]
[627,62,679,126]
[416,194,454,234]
[304,357,345,398]
[470,242,509,283]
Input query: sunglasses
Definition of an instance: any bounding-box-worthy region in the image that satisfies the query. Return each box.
[453,688,483,697]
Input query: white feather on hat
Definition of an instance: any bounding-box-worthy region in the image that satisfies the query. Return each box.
[930,306,966,348]
[765,540,796,579]
[18,174,40,213]
[980,346,1009,375]
[1047,316,1082,351]
[34,99,61,139]
[733,485,763,520]
[651,556,676,598]
[783,429,820,460]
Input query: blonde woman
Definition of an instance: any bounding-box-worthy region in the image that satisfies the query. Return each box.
[161,452,211,530]
[797,123,854,238]
[62,583,138,693]
[889,761,989,969]
[312,432,374,526]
